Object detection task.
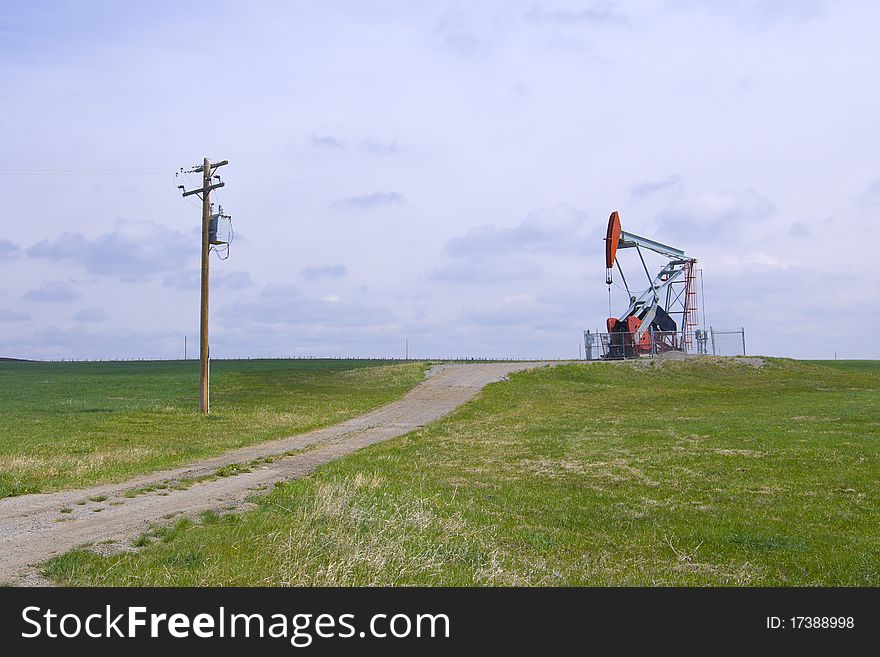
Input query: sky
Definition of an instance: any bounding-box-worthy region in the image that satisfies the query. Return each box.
[1,0,878,361]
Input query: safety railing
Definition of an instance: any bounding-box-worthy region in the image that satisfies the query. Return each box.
[582,327,747,360]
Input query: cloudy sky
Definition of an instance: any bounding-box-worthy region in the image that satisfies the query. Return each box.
[1,1,878,360]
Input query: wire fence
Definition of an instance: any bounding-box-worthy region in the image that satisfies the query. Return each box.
[582,327,747,360]
[3,329,747,364]
[0,355,572,364]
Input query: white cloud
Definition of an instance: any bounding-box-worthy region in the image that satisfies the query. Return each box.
[0,239,20,259]
[218,284,395,330]
[332,192,405,210]
[0,309,30,322]
[858,179,880,208]
[444,205,596,257]
[674,0,828,27]
[525,3,629,27]
[22,281,80,303]
[26,219,194,281]
[311,135,344,149]
[630,175,683,200]
[300,264,347,280]
[656,189,775,243]
[429,258,544,283]
[73,308,107,322]
[163,269,254,290]
[717,252,795,270]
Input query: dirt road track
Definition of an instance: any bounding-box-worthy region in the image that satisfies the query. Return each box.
[0,362,558,585]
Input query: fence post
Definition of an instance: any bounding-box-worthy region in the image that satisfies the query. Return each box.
[741,327,746,355]
[710,326,716,356]
[584,330,594,361]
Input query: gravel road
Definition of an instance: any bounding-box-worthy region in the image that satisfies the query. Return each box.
[0,362,559,586]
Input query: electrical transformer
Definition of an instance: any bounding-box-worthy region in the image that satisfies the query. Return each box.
[209,207,232,245]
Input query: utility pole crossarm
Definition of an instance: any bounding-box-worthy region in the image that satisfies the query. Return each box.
[181,181,225,197]
[187,159,228,173]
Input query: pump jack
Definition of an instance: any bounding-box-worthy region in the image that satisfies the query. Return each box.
[604,211,698,359]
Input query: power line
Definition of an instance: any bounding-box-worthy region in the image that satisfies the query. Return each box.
[0,165,168,176]
[172,171,201,209]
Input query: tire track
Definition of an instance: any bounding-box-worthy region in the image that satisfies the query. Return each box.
[0,362,559,585]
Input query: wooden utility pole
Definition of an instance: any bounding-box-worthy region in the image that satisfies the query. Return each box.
[198,158,211,413]
[179,158,227,414]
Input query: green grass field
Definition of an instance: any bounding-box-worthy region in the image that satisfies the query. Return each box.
[0,359,426,498]
[44,358,880,586]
